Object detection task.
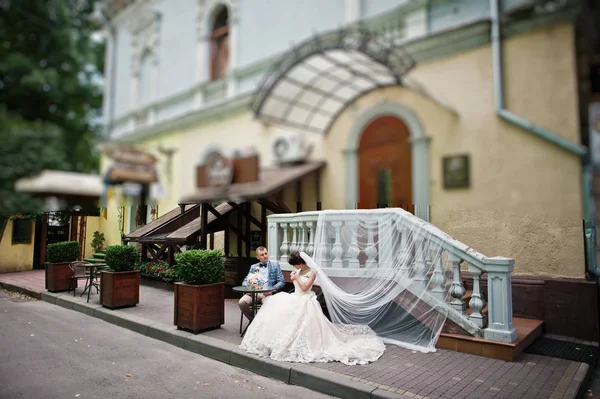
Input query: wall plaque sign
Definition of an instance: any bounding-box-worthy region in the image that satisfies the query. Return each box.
[204,150,234,188]
[443,154,470,189]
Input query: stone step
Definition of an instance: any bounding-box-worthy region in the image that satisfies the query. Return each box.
[437,317,544,361]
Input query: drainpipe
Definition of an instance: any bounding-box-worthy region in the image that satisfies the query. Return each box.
[489,0,598,277]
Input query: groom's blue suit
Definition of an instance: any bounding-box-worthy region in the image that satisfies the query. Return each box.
[241,259,285,291]
[239,259,286,321]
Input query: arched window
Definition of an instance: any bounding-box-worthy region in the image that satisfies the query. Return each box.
[210,6,229,80]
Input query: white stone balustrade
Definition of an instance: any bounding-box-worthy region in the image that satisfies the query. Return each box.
[267,209,517,343]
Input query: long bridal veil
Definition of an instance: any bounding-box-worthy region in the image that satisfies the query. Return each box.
[299,208,455,353]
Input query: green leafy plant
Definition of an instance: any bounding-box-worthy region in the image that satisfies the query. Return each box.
[176,249,224,286]
[104,245,139,272]
[46,241,80,263]
[90,231,105,253]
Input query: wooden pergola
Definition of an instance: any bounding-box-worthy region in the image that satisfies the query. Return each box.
[125,161,325,266]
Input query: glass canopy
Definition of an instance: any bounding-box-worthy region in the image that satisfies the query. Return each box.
[251,25,416,134]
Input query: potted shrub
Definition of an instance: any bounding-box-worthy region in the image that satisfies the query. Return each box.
[90,231,105,253]
[100,245,140,309]
[45,241,80,292]
[174,249,225,333]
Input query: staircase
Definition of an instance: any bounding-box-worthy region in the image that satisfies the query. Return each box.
[437,287,543,361]
[266,208,544,360]
[84,251,108,271]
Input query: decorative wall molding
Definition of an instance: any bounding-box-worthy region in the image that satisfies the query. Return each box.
[130,8,162,76]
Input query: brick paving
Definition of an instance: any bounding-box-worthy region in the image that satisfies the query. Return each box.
[0,270,590,399]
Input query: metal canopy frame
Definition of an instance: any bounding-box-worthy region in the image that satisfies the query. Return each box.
[251,24,416,134]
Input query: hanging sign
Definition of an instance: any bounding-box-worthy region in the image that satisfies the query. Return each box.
[204,150,234,188]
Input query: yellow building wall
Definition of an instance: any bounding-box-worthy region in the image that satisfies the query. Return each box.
[0,220,35,273]
[324,23,583,278]
[97,23,583,278]
[83,216,101,258]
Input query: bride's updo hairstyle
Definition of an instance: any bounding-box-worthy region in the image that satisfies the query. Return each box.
[288,251,305,266]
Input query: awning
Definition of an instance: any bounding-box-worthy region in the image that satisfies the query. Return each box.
[250,25,416,134]
[125,204,198,240]
[14,170,103,197]
[179,161,325,204]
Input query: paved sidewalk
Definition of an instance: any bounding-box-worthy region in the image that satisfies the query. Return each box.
[0,270,592,399]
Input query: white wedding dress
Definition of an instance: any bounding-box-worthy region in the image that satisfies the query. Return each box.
[240,269,386,365]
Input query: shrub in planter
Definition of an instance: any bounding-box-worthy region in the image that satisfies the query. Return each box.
[90,231,105,253]
[174,249,225,333]
[100,245,140,309]
[45,241,81,292]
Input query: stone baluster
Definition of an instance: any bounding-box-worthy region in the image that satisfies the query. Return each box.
[289,222,298,253]
[279,222,290,264]
[448,252,466,315]
[305,221,315,256]
[331,220,344,268]
[429,250,446,300]
[364,220,377,268]
[346,219,360,268]
[398,225,413,274]
[468,269,487,328]
[298,222,307,253]
[413,232,428,288]
[320,222,332,267]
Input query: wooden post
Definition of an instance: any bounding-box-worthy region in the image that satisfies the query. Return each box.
[316,169,322,211]
[200,203,208,250]
[71,215,78,241]
[245,202,251,257]
[296,180,302,212]
[168,245,175,266]
[224,226,230,256]
[260,203,267,252]
[236,202,242,256]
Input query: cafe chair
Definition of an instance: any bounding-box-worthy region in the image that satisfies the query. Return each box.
[68,261,90,297]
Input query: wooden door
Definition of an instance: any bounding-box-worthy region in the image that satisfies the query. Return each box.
[358,116,412,211]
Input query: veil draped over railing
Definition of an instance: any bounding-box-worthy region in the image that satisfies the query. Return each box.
[298,209,453,353]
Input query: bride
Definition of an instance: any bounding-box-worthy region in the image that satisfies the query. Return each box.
[240,250,386,365]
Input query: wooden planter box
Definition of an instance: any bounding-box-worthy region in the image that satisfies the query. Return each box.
[100,270,140,309]
[174,282,224,333]
[45,262,74,292]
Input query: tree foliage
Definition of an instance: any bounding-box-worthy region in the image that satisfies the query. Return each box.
[0,0,105,214]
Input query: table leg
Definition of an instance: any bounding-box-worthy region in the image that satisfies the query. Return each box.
[81,276,91,297]
[87,268,95,303]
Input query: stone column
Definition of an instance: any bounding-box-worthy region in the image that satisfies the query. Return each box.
[479,258,518,343]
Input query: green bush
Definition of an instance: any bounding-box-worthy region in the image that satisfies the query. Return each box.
[176,249,224,286]
[104,245,139,272]
[90,231,105,252]
[46,241,80,263]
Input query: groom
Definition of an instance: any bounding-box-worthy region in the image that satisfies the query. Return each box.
[238,246,285,321]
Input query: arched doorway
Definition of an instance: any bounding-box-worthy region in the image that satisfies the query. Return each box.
[358,116,412,211]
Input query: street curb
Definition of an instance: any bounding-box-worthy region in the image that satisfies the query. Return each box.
[0,282,42,300]
[40,291,412,399]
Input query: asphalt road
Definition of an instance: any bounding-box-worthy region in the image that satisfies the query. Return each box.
[0,288,335,399]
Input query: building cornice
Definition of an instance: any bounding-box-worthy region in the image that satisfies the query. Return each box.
[107,4,578,143]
